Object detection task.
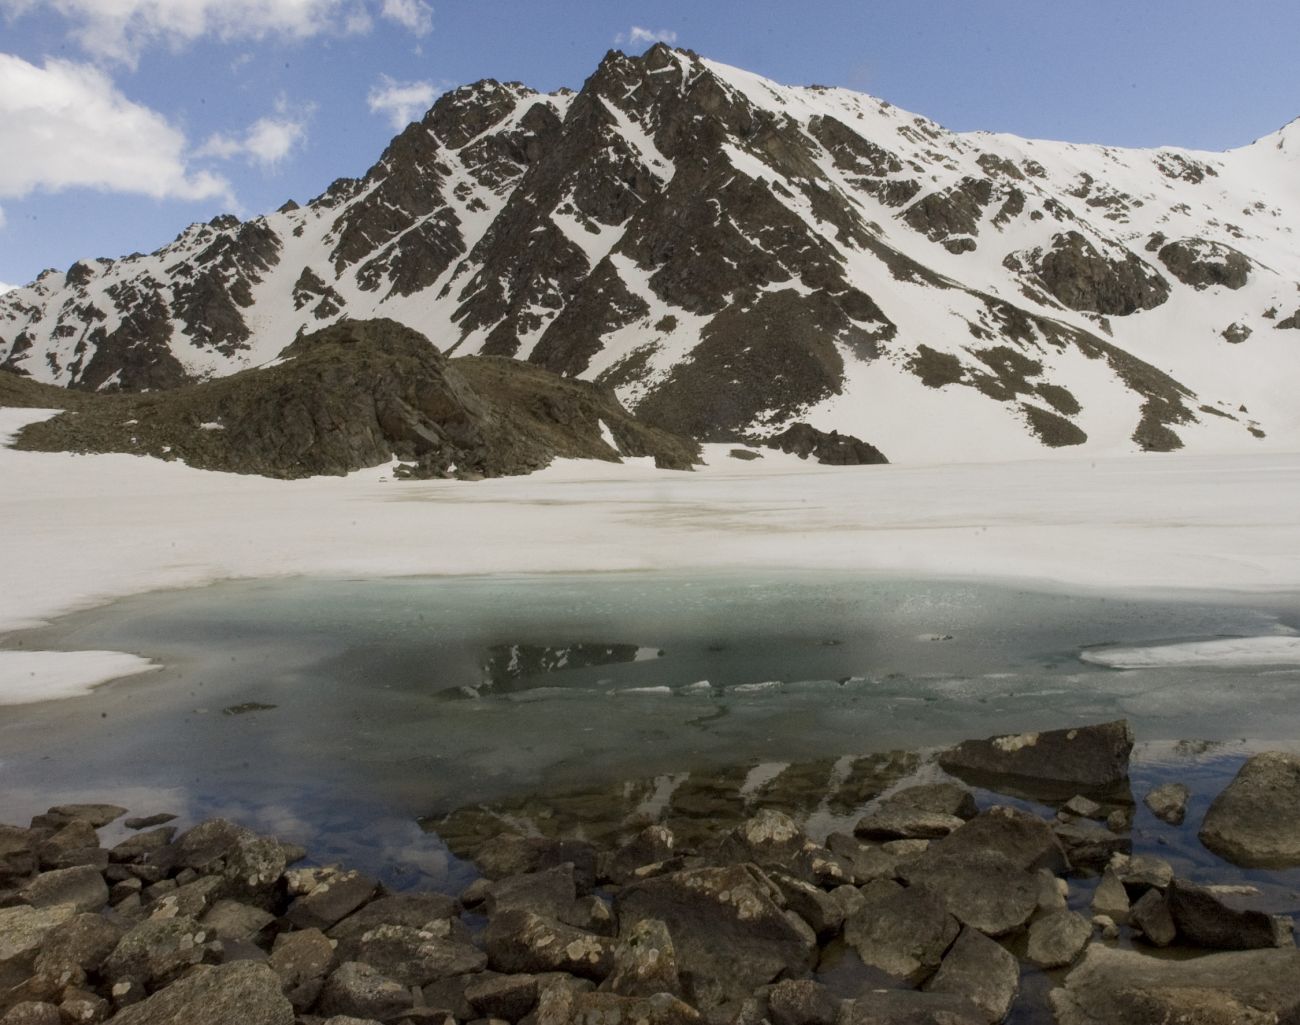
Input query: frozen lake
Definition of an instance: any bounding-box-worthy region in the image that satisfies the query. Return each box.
[2,571,1300,891]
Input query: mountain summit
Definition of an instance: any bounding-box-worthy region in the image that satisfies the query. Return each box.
[3,45,1297,461]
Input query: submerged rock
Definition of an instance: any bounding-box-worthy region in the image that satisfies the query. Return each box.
[1143,781,1190,825]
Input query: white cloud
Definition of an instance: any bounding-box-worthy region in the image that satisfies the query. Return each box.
[367,75,439,130]
[615,26,678,47]
[0,54,231,204]
[380,0,431,36]
[0,0,430,64]
[198,115,308,169]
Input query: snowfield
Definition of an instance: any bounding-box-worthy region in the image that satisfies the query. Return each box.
[3,405,1300,705]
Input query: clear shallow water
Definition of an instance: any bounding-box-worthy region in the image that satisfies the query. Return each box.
[2,571,1300,893]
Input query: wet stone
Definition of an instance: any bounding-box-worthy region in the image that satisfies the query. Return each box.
[285,870,379,931]
[1130,888,1176,947]
[1166,879,1295,950]
[1026,909,1092,969]
[19,867,108,914]
[1143,782,1190,825]
[842,884,959,984]
[923,925,1019,1024]
[318,962,414,1021]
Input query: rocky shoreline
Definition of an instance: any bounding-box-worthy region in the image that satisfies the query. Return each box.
[0,721,1297,1025]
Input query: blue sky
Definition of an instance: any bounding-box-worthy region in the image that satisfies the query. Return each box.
[2,0,1297,289]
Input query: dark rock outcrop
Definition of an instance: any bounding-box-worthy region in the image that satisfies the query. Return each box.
[760,422,889,465]
[14,319,699,479]
[938,720,1134,799]
[1158,238,1252,290]
[1028,231,1170,316]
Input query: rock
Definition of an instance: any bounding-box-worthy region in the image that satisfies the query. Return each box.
[938,720,1134,798]
[32,805,126,830]
[899,848,1038,936]
[767,979,838,1025]
[1109,853,1172,895]
[1157,238,1252,290]
[770,872,844,938]
[345,922,486,986]
[615,864,815,1007]
[1091,915,1119,940]
[0,1003,61,1025]
[761,423,888,466]
[789,843,854,888]
[714,809,807,868]
[883,783,979,820]
[923,806,1069,874]
[854,805,965,841]
[200,899,276,942]
[1166,879,1294,950]
[843,990,985,1025]
[728,449,762,461]
[102,914,219,987]
[110,827,177,863]
[32,912,123,978]
[843,883,959,983]
[824,833,897,883]
[269,928,335,1012]
[59,990,110,1024]
[1026,910,1092,968]
[923,925,1019,1023]
[108,961,294,1025]
[1050,945,1300,1025]
[1029,231,1170,316]
[1051,819,1129,870]
[285,870,379,930]
[1199,752,1300,867]
[599,919,680,998]
[533,987,699,1025]
[484,864,577,920]
[18,867,108,914]
[827,884,868,920]
[35,821,98,869]
[327,892,460,944]
[0,904,78,972]
[484,909,611,981]
[0,825,36,882]
[123,814,178,831]
[1060,795,1103,819]
[1033,868,1068,914]
[148,875,224,920]
[1143,782,1190,825]
[49,847,109,872]
[604,825,676,884]
[475,835,598,892]
[465,973,539,1022]
[1089,869,1129,923]
[318,962,414,1021]
[1129,889,1176,947]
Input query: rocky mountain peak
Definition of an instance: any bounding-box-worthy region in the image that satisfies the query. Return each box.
[2,46,1296,460]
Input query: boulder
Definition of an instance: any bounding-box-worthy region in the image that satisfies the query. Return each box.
[0,825,36,882]
[35,821,98,870]
[199,899,276,942]
[0,1003,61,1025]
[767,979,839,1025]
[1130,888,1176,947]
[123,814,177,831]
[1166,880,1294,950]
[484,864,577,920]
[843,990,985,1025]
[103,915,221,988]
[269,928,335,1011]
[824,833,898,883]
[327,892,460,944]
[533,986,699,1025]
[318,962,414,1021]
[883,783,979,820]
[854,806,965,841]
[1050,945,1300,1025]
[1109,853,1172,895]
[923,925,1019,1023]
[898,848,1038,936]
[770,872,844,938]
[0,904,79,973]
[713,809,807,869]
[599,919,680,998]
[285,870,379,930]
[110,828,177,864]
[18,867,108,914]
[615,864,815,1007]
[923,806,1069,874]
[1142,782,1190,825]
[1089,869,1129,923]
[1051,820,1129,870]
[343,922,486,986]
[105,962,292,1025]
[475,834,598,892]
[32,806,126,830]
[483,909,611,981]
[465,973,539,1022]
[938,721,1133,798]
[604,826,676,885]
[1025,910,1092,969]
[32,912,123,979]
[1199,752,1300,867]
[842,884,959,984]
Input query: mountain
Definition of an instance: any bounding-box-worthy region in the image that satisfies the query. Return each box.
[2,45,1298,462]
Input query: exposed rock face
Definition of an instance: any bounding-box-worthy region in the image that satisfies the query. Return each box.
[1026,231,1171,315]
[938,720,1134,799]
[1199,751,1300,867]
[108,962,294,1025]
[1050,945,1300,1025]
[1158,238,1253,290]
[2,45,1287,459]
[761,422,889,465]
[13,319,699,478]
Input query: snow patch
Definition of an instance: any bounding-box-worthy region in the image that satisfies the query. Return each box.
[1082,636,1300,669]
[0,650,160,705]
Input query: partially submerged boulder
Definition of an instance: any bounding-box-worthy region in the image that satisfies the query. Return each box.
[1199,751,1300,867]
[938,720,1134,799]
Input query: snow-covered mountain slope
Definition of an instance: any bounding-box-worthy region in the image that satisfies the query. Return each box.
[3,45,1298,462]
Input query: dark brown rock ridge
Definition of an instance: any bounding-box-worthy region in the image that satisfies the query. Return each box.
[11,319,698,478]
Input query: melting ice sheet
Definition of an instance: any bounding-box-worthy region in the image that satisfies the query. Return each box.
[1082,635,1300,669]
